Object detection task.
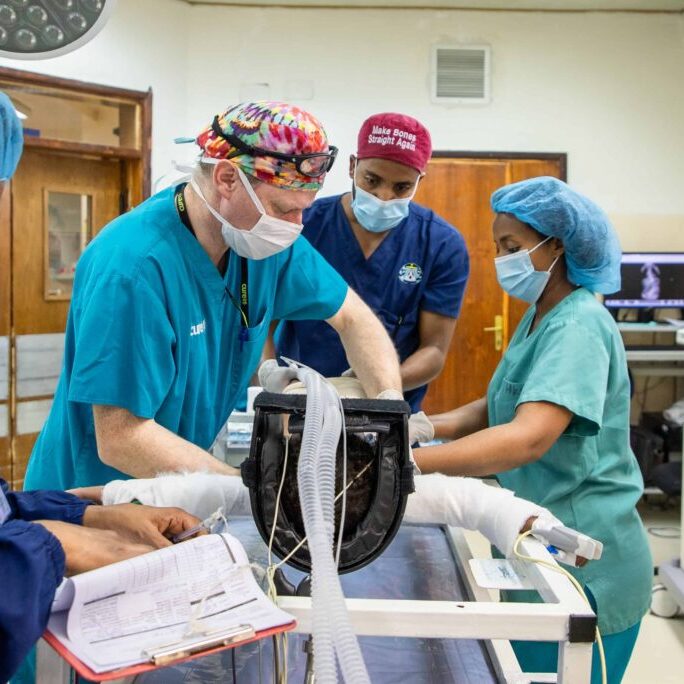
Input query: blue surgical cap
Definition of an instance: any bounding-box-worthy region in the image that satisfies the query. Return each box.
[491,176,621,295]
[0,92,23,181]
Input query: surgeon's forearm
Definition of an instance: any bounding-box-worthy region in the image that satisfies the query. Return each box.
[93,406,238,479]
[400,345,446,391]
[329,290,401,398]
[430,397,488,440]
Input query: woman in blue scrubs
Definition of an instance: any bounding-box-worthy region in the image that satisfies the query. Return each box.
[414,177,652,683]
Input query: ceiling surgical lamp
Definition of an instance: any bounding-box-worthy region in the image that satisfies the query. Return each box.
[0,0,116,60]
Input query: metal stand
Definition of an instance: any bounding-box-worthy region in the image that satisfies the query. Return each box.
[303,637,315,684]
[273,569,316,683]
[278,527,597,684]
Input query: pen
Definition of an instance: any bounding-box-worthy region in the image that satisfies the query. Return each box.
[172,522,207,543]
[172,507,226,543]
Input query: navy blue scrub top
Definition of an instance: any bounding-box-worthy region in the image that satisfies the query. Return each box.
[0,479,89,682]
[276,195,469,411]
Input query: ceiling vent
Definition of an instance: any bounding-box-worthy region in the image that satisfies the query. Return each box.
[431,45,490,104]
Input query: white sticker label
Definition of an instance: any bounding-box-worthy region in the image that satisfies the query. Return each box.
[469,558,536,590]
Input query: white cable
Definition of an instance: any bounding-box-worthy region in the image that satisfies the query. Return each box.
[513,530,607,684]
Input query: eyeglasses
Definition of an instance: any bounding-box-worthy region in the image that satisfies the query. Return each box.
[211,116,338,178]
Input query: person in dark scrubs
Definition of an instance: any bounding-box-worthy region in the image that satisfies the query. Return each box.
[275,112,469,412]
[0,477,202,682]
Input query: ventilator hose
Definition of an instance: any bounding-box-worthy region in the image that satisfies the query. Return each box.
[298,370,337,682]
[295,367,370,684]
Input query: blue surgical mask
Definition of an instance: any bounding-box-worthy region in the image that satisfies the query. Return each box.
[494,236,559,303]
[350,163,417,233]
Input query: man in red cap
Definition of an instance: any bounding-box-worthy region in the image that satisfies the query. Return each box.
[276,112,469,412]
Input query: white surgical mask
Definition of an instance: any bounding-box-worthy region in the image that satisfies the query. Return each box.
[350,161,418,233]
[191,162,303,260]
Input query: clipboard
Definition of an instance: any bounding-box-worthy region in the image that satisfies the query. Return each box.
[43,620,296,682]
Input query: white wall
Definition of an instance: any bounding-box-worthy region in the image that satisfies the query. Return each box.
[1,3,682,249]
[185,6,684,249]
[0,0,191,188]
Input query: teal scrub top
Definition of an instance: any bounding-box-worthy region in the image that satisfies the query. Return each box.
[488,287,652,634]
[24,186,348,491]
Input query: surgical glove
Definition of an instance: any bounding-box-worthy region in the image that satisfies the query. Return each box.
[258,359,299,393]
[341,367,356,378]
[408,411,435,444]
[408,446,421,476]
[102,472,252,520]
[404,475,545,557]
[376,389,404,401]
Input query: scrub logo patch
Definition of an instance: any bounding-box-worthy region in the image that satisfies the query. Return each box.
[190,319,206,337]
[398,263,423,284]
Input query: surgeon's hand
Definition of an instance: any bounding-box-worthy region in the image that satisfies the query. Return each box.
[83,504,203,549]
[376,389,404,401]
[36,520,155,576]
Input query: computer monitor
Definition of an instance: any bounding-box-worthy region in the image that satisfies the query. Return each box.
[604,253,684,312]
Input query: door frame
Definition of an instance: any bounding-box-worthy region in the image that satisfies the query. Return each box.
[431,151,567,181]
[0,66,153,197]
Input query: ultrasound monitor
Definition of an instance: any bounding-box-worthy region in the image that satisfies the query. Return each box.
[603,253,684,311]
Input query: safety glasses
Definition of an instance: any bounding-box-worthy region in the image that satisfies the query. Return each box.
[211,116,338,178]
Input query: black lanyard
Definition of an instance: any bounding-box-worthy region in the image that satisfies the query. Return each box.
[174,184,250,345]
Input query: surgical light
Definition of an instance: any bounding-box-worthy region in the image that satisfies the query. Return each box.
[0,0,116,60]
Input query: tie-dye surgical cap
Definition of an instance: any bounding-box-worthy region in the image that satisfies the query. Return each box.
[195,102,333,191]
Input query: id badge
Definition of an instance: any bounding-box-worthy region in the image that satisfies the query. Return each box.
[0,487,11,525]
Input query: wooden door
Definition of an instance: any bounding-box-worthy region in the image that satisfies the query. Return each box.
[415,155,564,414]
[10,149,122,486]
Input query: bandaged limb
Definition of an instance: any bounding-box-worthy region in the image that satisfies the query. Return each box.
[102,473,251,521]
[103,470,600,563]
[104,471,554,559]
[404,473,551,557]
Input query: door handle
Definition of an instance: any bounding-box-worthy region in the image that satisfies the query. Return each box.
[483,314,503,351]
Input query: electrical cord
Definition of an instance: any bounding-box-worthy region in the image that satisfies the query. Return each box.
[647,526,681,539]
[266,437,291,684]
[513,530,607,684]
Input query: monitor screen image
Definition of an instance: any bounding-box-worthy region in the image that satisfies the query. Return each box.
[604,253,684,309]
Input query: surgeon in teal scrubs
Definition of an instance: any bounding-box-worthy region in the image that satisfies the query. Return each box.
[414,177,652,683]
[25,102,402,492]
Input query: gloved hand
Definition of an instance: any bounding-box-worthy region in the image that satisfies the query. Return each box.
[408,411,435,444]
[341,367,356,378]
[376,389,404,401]
[257,359,298,393]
